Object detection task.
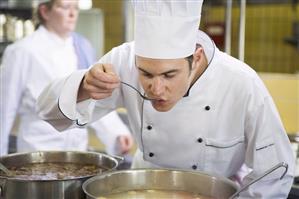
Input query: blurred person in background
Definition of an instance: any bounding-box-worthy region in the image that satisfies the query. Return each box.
[0,0,134,158]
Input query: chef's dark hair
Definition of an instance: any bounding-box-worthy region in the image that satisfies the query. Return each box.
[185,44,201,70]
[186,54,193,70]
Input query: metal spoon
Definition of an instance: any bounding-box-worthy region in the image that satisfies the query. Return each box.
[120,81,154,101]
[101,64,152,101]
[0,162,12,177]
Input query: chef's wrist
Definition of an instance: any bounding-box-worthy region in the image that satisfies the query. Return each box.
[77,75,90,102]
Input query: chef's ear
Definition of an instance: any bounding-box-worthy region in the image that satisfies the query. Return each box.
[192,45,205,69]
[38,4,51,22]
[193,46,204,62]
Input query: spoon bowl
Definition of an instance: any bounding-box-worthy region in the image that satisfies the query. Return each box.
[120,81,154,101]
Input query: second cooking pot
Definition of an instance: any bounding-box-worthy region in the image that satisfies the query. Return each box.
[0,151,122,199]
[83,162,288,199]
[83,169,238,199]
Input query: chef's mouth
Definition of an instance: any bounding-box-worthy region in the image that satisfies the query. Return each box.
[150,98,168,104]
[146,95,166,101]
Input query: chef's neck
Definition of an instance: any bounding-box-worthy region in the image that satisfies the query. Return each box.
[44,25,71,40]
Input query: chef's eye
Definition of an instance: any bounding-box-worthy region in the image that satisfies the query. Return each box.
[142,72,153,78]
[164,73,176,79]
[58,4,79,10]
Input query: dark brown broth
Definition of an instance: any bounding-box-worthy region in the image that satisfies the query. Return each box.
[0,162,106,180]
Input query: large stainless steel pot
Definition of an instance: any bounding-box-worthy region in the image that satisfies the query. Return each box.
[83,162,288,199]
[83,169,238,199]
[0,151,122,199]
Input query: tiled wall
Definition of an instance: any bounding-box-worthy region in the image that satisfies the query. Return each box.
[202,3,299,73]
[259,73,299,134]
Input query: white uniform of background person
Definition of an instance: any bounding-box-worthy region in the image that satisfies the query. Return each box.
[37,1,295,198]
[0,0,132,156]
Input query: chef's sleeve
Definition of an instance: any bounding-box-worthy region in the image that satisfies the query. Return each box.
[238,96,295,198]
[37,44,125,132]
[37,70,89,131]
[0,46,27,156]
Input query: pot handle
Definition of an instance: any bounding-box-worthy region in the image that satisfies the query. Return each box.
[111,155,125,164]
[0,178,6,198]
[229,162,288,199]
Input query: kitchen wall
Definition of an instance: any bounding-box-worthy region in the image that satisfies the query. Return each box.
[75,9,104,58]
[260,73,299,134]
[93,0,124,53]
[202,3,299,73]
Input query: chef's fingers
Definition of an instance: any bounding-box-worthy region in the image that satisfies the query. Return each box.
[117,136,127,151]
[90,63,120,84]
[83,84,115,93]
[117,135,134,154]
[85,75,119,91]
[101,63,117,75]
[87,63,120,90]
[82,82,117,100]
[125,135,134,149]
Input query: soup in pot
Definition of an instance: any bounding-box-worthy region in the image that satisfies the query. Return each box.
[0,162,107,180]
[96,189,214,199]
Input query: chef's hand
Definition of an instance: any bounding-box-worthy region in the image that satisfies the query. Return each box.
[78,63,120,102]
[116,134,134,155]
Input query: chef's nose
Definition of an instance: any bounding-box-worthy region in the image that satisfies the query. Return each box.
[150,77,164,96]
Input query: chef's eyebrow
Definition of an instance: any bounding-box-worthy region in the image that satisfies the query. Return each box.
[137,67,179,76]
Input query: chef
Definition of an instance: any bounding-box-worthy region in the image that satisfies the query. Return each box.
[37,0,295,198]
[0,0,133,156]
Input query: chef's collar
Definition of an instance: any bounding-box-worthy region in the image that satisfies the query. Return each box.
[183,30,216,98]
[39,25,73,47]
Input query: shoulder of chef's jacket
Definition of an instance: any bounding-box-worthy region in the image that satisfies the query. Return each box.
[216,52,261,84]
[109,41,134,58]
[98,41,134,64]
[5,30,42,53]
[3,39,34,58]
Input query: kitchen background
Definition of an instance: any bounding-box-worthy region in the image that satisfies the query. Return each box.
[0,0,298,197]
[0,0,298,167]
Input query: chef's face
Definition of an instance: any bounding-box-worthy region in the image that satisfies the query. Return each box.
[136,56,192,112]
[40,0,79,38]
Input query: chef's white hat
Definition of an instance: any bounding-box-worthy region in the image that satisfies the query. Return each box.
[38,0,51,3]
[32,0,51,7]
[133,0,203,59]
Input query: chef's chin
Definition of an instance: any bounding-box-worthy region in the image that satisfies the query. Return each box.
[151,101,174,112]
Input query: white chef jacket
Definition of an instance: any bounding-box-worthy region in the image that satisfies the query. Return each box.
[37,30,295,198]
[0,26,130,156]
